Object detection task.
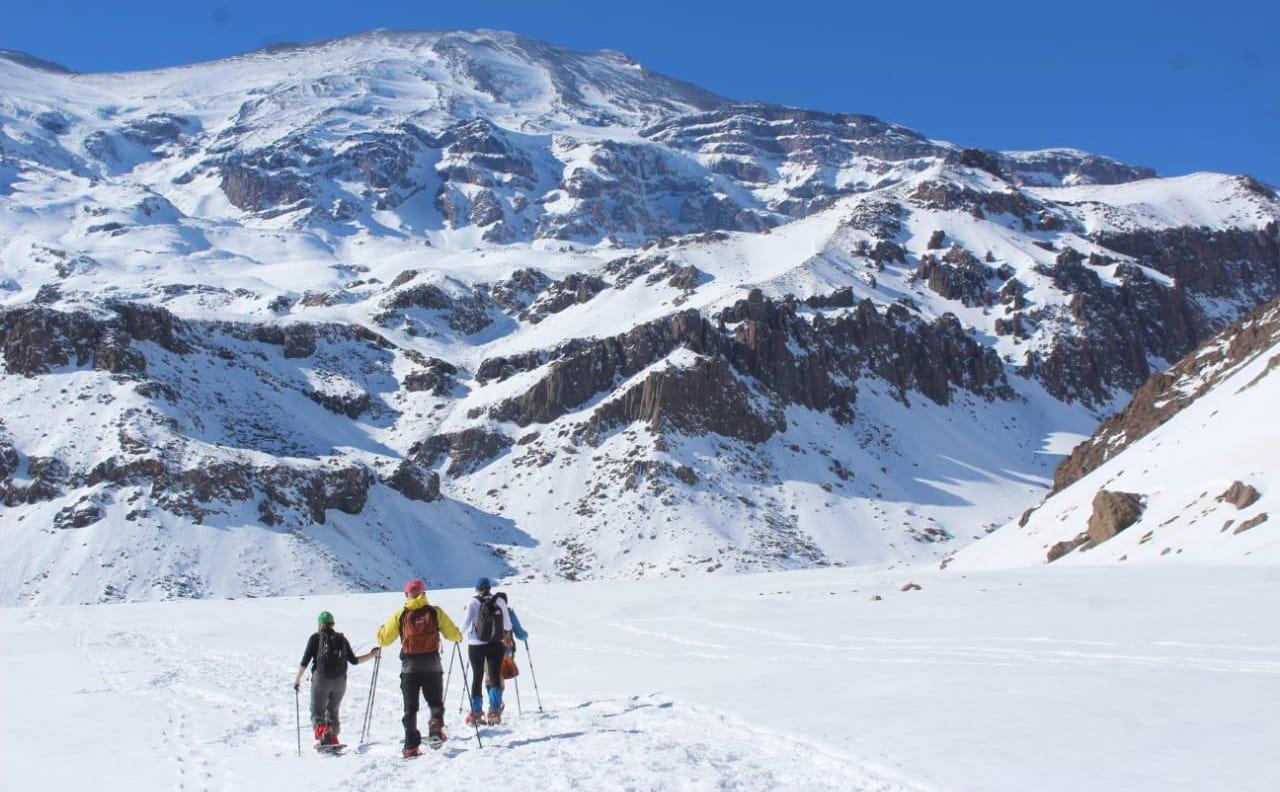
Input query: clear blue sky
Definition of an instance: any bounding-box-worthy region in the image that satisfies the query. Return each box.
[5,0,1277,184]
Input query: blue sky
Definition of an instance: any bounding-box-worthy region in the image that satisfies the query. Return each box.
[4,0,1277,183]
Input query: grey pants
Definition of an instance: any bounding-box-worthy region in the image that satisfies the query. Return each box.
[310,674,347,732]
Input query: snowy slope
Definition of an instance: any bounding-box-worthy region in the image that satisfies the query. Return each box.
[3,565,1278,791]
[955,299,1280,568]
[2,30,1279,604]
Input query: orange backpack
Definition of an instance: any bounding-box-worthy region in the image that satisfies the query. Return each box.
[400,605,441,655]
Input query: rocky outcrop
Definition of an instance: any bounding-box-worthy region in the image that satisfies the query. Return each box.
[583,355,783,443]
[484,290,1010,438]
[0,303,188,377]
[916,246,995,307]
[403,357,458,396]
[1086,490,1143,544]
[379,282,494,335]
[410,428,513,476]
[520,273,607,324]
[1234,513,1268,534]
[384,460,441,502]
[1053,297,1280,491]
[1218,481,1261,510]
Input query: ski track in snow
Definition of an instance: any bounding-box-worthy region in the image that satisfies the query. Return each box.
[9,567,1280,791]
[44,620,920,791]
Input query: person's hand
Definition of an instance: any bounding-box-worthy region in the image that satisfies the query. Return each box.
[372,646,381,656]
[293,681,300,691]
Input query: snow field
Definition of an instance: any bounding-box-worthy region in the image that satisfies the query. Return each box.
[5,564,1278,791]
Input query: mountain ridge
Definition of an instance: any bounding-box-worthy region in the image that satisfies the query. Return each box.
[1,28,1277,604]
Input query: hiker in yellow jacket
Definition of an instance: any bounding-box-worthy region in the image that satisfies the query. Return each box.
[377,578,463,757]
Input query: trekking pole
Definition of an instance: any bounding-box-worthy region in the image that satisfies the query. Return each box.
[443,642,457,711]
[513,673,524,716]
[523,639,544,712]
[453,645,482,748]
[458,654,470,714]
[295,687,302,757]
[359,652,380,745]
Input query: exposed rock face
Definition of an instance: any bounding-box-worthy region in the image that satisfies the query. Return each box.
[1047,534,1088,562]
[385,461,441,502]
[1086,490,1144,545]
[1053,297,1280,492]
[410,428,513,476]
[917,246,995,307]
[1234,513,1268,534]
[483,290,1010,438]
[403,357,458,396]
[1218,482,1261,510]
[521,273,607,324]
[0,303,187,377]
[584,355,783,443]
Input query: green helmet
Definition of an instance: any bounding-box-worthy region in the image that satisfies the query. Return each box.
[317,610,334,625]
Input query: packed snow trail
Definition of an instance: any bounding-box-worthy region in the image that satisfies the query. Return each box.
[4,565,1279,790]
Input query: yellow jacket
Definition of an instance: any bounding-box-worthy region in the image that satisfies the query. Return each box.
[377,593,462,647]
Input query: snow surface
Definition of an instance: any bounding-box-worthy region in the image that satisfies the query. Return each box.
[955,307,1280,568]
[4,565,1278,791]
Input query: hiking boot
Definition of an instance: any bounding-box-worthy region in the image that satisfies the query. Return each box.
[402,746,422,759]
[314,724,329,743]
[427,718,447,748]
[324,729,340,746]
[465,710,484,727]
[486,704,504,725]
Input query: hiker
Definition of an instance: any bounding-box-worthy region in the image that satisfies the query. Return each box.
[292,611,379,749]
[461,577,513,726]
[377,578,463,757]
[485,591,528,698]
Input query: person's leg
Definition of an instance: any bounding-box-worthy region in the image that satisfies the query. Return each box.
[466,644,485,714]
[326,675,347,741]
[400,673,422,748]
[309,674,326,734]
[485,643,504,706]
[424,669,445,738]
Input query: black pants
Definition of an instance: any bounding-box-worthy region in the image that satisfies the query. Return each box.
[468,643,505,700]
[400,670,444,748]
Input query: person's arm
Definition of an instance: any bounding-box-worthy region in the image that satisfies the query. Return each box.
[346,636,381,665]
[294,634,318,689]
[509,608,528,642]
[375,607,404,648]
[459,598,477,640]
[436,606,464,643]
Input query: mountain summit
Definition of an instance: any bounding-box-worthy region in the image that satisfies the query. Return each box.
[1,30,1277,604]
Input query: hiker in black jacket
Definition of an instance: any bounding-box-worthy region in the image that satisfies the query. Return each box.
[292,610,379,748]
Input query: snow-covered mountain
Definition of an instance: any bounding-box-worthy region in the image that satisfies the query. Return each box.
[2,29,1278,604]
[953,296,1280,568]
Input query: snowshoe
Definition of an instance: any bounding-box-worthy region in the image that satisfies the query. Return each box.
[316,742,346,755]
[427,719,447,749]
[486,705,504,726]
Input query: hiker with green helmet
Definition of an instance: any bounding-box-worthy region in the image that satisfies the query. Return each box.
[293,610,380,749]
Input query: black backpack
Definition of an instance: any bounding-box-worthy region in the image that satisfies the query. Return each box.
[314,630,348,678]
[475,595,504,643]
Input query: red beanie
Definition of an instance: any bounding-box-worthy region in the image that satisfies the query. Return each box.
[404,579,425,597]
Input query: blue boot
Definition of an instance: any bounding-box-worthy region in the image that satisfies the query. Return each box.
[486,686,505,724]
[465,696,484,726]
